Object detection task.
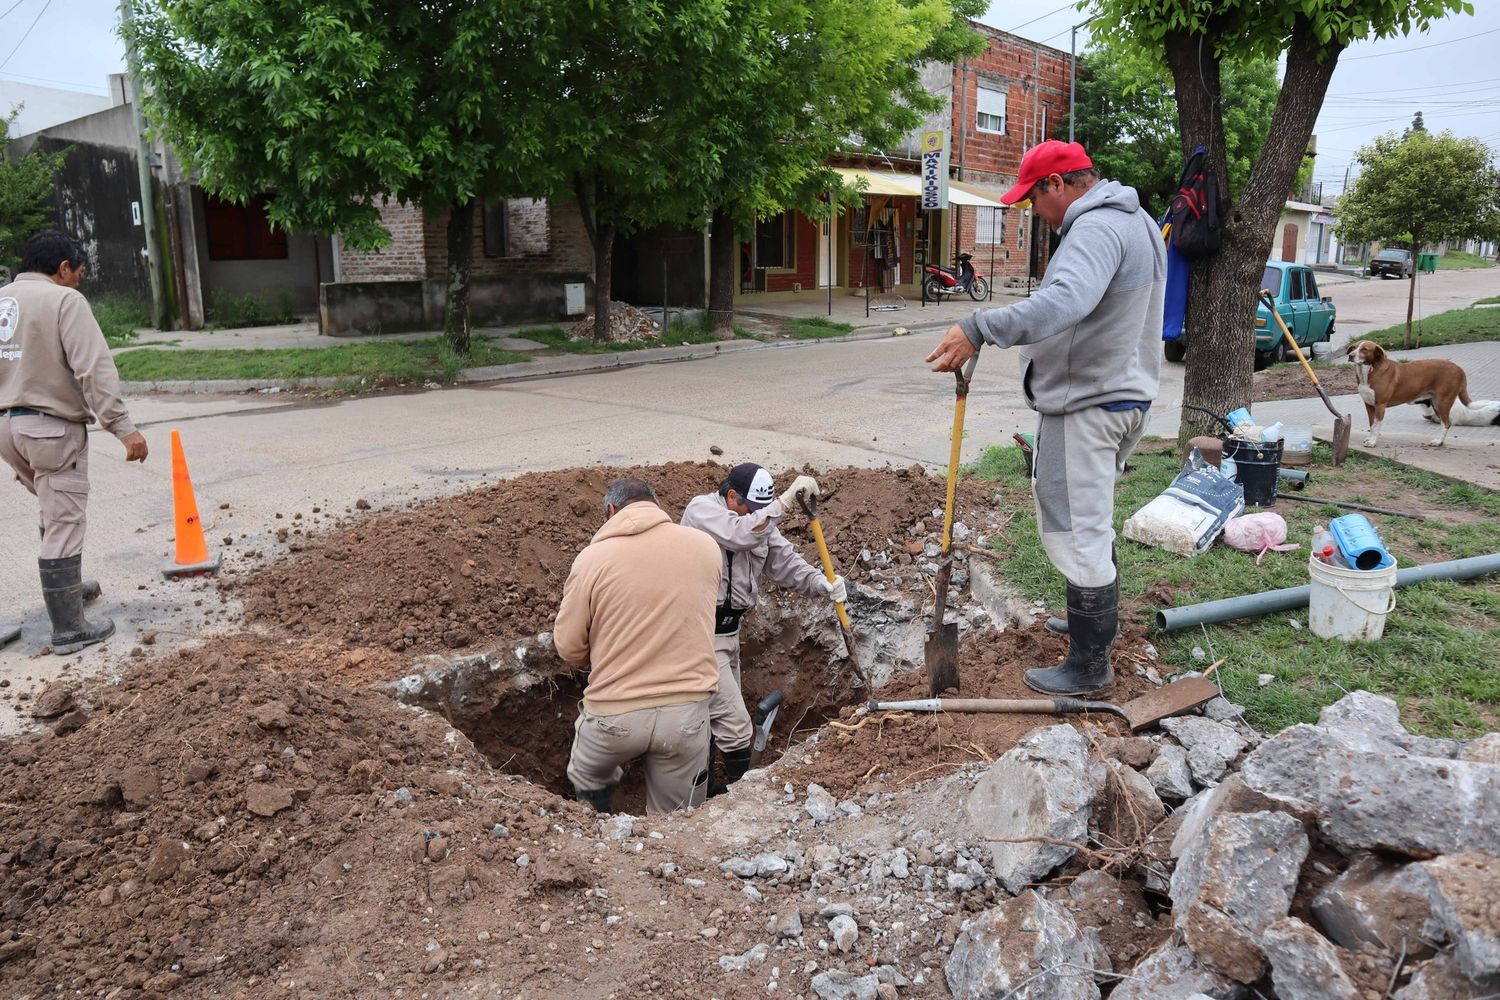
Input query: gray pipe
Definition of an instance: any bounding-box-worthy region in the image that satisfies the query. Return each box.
[1156,552,1500,631]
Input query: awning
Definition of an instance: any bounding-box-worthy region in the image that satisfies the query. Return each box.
[831,167,920,197]
[947,180,1008,209]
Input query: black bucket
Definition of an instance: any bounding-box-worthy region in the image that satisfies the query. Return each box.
[1223,438,1283,507]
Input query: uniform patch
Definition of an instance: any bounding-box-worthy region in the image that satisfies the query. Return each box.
[0,297,19,343]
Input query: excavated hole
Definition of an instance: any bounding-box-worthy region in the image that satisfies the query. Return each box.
[444,614,888,815]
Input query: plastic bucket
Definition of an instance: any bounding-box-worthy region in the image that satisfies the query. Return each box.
[1308,554,1398,641]
[1223,438,1283,507]
[1311,342,1333,361]
[1281,425,1313,467]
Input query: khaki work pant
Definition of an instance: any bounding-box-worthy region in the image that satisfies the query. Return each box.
[567,698,710,815]
[706,633,754,753]
[0,412,90,560]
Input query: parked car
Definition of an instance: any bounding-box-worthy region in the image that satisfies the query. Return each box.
[1368,248,1413,278]
[1161,261,1335,369]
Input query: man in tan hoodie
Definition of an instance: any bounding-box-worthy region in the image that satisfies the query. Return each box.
[1,230,148,653]
[555,477,723,814]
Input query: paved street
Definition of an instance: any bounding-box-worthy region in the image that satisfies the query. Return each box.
[1,266,1495,727]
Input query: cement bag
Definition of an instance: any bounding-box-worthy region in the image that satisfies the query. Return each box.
[1221,512,1300,566]
[1123,451,1244,557]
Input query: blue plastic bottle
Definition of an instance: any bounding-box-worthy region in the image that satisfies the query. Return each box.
[1329,513,1392,571]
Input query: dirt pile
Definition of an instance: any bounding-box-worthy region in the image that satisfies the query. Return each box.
[239,462,995,659]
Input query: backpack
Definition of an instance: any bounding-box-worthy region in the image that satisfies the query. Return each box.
[1168,146,1222,259]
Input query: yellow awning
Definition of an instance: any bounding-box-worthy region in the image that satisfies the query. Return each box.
[948,180,1009,209]
[831,167,921,197]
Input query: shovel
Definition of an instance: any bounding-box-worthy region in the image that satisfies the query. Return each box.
[869,675,1220,732]
[748,689,783,769]
[1259,289,1351,465]
[797,492,870,688]
[926,354,979,696]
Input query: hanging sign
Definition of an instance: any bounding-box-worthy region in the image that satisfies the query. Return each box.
[920,130,950,210]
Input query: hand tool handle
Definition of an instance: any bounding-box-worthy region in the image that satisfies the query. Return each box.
[868,697,1126,719]
[797,492,851,631]
[940,354,980,555]
[1260,289,1321,387]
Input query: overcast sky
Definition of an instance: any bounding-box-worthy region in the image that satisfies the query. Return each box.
[3,0,1497,196]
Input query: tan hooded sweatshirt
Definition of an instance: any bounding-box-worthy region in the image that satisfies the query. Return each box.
[554,501,722,715]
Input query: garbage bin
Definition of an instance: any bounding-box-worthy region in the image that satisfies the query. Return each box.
[1419,252,1438,274]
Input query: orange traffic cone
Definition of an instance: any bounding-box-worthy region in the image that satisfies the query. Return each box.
[162,429,221,579]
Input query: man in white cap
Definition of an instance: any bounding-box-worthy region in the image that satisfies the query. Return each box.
[926,140,1166,697]
[681,463,843,795]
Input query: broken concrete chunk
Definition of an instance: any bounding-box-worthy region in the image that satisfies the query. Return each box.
[1161,716,1246,781]
[1170,810,1308,983]
[811,971,880,1000]
[1461,733,1500,765]
[1393,953,1500,1000]
[944,890,1101,1000]
[1317,690,1462,759]
[1109,944,1235,1000]
[1170,776,1287,859]
[828,913,859,953]
[1098,735,1156,770]
[966,725,1094,894]
[768,905,802,939]
[1241,723,1500,857]
[717,942,770,973]
[1261,917,1362,1000]
[1415,852,1500,980]
[805,783,839,824]
[1096,760,1165,848]
[1312,853,1438,957]
[1146,743,1193,800]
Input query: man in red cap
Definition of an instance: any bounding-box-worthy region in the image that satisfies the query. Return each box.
[926,140,1166,697]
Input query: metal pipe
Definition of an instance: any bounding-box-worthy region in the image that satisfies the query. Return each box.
[1156,552,1500,631]
[1275,493,1426,520]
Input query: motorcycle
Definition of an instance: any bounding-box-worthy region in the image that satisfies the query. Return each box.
[923,253,990,302]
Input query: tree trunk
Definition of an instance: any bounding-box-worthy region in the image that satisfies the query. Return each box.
[593,220,615,344]
[1165,23,1343,451]
[1404,228,1421,349]
[708,206,736,339]
[443,198,476,355]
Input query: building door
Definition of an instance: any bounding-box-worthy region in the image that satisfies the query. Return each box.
[818,212,839,288]
[1282,223,1299,263]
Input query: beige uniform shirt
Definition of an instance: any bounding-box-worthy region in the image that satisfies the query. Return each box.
[0,273,136,438]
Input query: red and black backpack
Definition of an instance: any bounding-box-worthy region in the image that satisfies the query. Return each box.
[1168,146,1223,259]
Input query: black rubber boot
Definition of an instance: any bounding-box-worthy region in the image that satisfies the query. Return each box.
[722,747,752,786]
[1044,550,1118,636]
[37,530,98,603]
[706,742,729,798]
[1025,582,1116,696]
[39,556,115,654]
[576,786,615,813]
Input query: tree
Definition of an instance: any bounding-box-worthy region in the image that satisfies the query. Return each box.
[1406,111,1427,135]
[1337,129,1500,346]
[1090,0,1472,448]
[128,1,560,354]
[1072,41,1290,217]
[0,108,67,274]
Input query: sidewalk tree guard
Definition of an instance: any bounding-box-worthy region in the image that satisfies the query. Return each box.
[1088,0,1474,452]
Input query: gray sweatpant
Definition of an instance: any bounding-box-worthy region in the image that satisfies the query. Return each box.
[705,633,754,753]
[567,699,710,815]
[1032,407,1148,589]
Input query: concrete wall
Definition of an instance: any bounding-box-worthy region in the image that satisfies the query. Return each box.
[190,187,328,314]
[320,271,592,336]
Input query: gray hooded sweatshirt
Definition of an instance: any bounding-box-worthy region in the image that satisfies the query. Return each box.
[958,180,1166,415]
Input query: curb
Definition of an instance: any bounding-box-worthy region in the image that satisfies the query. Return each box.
[119,318,957,395]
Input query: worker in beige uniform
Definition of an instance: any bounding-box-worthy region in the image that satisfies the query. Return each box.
[555,477,723,815]
[0,231,148,653]
[680,463,844,796]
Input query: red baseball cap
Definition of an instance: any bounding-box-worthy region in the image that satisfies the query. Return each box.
[1000,140,1094,205]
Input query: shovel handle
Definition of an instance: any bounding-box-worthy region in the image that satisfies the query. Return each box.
[868,697,1126,719]
[1259,289,1320,386]
[806,514,852,633]
[941,355,979,554]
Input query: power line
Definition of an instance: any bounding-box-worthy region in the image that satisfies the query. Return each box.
[1341,26,1500,61]
[0,0,31,23]
[1006,2,1075,35]
[1328,76,1500,98]
[0,0,52,74]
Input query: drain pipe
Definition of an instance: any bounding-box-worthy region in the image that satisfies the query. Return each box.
[1156,552,1500,632]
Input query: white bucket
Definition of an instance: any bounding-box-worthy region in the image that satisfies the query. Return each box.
[1308,554,1398,641]
[1311,342,1334,361]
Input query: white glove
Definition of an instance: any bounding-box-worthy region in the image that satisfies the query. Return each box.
[779,475,820,511]
[822,575,847,604]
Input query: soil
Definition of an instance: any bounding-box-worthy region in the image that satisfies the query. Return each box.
[1252,362,1358,402]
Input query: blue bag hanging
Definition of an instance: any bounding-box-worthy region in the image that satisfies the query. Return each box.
[1161,216,1188,342]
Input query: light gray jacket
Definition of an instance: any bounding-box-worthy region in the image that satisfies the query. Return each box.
[681,493,826,610]
[958,180,1166,415]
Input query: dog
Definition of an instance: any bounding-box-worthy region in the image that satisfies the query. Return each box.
[1345,340,1472,447]
[1418,398,1500,427]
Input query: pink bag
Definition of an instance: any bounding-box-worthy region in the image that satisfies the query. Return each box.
[1221,512,1300,566]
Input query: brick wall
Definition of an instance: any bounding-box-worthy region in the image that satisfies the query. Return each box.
[423,198,593,278]
[948,23,1070,282]
[337,199,427,281]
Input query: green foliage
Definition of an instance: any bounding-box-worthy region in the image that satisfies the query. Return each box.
[1363,304,1500,350]
[1337,130,1500,250]
[206,290,299,329]
[1072,38,1281,214]
[113,337,527,383]
[92,295,152,347]
[787,316,856,340]
[1436,250,1496,270]
[0,108,67,272]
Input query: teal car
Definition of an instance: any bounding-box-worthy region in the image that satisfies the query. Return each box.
[1162,261,1336,367]
[1253,262,1335,370]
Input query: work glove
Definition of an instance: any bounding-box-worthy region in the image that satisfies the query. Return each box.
[779,475,820,511]
[822,575,847,605]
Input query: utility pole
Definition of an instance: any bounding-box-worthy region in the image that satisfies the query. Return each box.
[1068,14,1101,143]
[118,0,166,330]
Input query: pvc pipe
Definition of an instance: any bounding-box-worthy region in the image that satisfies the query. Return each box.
[1156,552,1500,631]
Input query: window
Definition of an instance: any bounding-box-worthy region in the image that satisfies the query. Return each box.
[1261,267,1282,297]
[977,207,1004,245]
[756,211,793,269]
[203,194,287,261]
[1288,269,1305,301]
[482,199,507,258]
[1304,271,1320,300]
[976,85,1006,134]
[481,198,551,257]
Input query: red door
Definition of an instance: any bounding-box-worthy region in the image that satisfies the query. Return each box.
[1281,223,1299,263]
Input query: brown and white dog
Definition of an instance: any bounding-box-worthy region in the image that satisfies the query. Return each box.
[1345,340,1472,447]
